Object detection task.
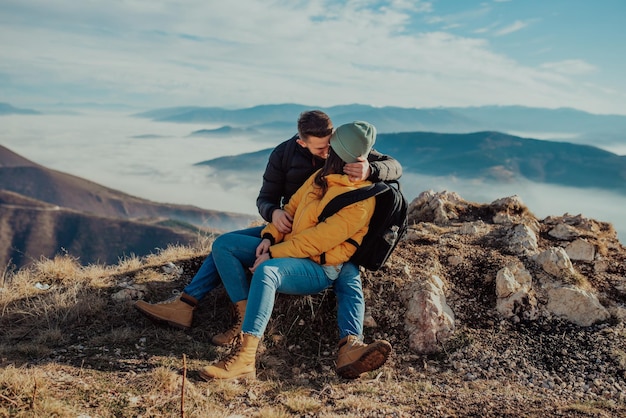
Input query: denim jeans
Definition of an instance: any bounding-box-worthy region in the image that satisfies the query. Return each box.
[211,231,364,339]
[182,226,265,300]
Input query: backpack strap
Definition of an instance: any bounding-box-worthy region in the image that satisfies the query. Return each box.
[317,182,391,262]
[317,182,390,223]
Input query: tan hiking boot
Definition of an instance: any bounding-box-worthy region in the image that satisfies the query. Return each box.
[212,300,247,346]
[336,335,392,379]
[134,293,198,330]
[199,333,259,380]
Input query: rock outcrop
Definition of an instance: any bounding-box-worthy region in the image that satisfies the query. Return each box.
[366,190,625,354]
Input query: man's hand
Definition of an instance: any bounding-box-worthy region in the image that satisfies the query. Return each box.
[343,157,371,182]
[272,209,293,234]
[249,252,270,273]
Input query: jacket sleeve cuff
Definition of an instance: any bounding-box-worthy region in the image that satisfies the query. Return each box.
[262,233,275,245]
[368,163,380,181]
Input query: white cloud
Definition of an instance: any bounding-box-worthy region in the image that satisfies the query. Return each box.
[387,0,432,13]
[540,59,597,76]
[425,4,491,27]
[494,20,530,36]
[0,0,624,115]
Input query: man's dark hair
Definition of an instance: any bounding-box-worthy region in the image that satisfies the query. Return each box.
[297,110,333,139]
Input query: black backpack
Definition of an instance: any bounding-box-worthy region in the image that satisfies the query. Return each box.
[318,180,409,271]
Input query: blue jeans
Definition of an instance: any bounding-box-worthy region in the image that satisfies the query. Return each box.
[211,231,364,339]
[182,226,265,300]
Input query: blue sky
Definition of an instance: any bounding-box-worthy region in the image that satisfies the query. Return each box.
[1,0,625,114]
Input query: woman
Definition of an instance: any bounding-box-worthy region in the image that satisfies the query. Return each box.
[200,121,392,381]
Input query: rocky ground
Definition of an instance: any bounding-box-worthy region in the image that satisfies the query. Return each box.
[2,192,625,417]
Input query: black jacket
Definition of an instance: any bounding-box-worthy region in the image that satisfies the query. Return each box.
[256,134,403,222]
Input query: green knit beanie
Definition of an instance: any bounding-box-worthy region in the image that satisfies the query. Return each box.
[330,121,377,163]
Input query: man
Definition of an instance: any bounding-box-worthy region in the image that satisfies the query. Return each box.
[135,110,403,378]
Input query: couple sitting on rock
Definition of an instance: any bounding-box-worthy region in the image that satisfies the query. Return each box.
[135,110,403,380]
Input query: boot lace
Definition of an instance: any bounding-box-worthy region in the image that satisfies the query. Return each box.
[350,338,367,349]
[155,294,180,304]
[221,333,244,368]
[223,305,243,337]
[232,305,243,328]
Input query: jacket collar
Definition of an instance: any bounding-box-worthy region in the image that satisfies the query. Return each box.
[324,173,370,188]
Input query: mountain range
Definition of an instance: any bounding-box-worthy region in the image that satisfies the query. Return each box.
[0,145,257,270]
[196,130,626,195]
[134,103,626,149]
[6,102,625,144]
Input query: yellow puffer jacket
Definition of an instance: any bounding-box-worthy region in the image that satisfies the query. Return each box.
[261,172,375,265]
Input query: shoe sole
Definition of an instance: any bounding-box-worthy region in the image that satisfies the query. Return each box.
[198,369,256,381]
[134,304,191,330]
[336,341,392,379]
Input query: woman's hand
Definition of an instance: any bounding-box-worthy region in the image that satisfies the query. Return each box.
[249,252,270,274]
[255,238,271,257]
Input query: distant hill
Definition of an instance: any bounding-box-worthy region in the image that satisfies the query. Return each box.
[195,131,626,194]
[134,103,476,134]
[130,134,172,139]
[0,102,40,115]
[449,105,626,133]
[194,148,272,170]
[189,125,259,137]
[133,104,626,143]
[134,104,311,125]
[0,190,200,269]
[0,145,256,231]
[0,145,259,270]
[374,131,626,192]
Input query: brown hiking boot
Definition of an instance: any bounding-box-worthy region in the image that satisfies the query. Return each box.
[134,293,197,330]
[212,300,247,346]
[336,335,392,379]
[199,333,259,381]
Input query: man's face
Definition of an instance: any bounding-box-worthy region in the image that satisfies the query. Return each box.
[297,134,331,159]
